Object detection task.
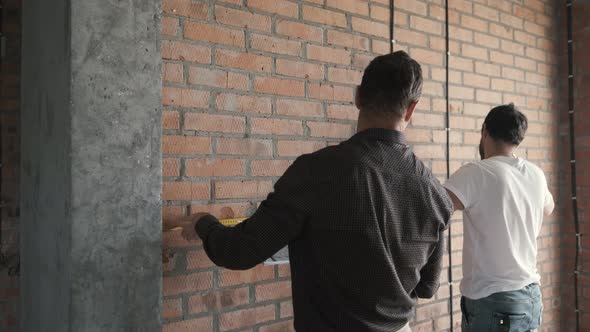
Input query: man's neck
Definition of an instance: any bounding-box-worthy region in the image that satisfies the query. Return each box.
[485,146,516,159]
[357,113,405,133]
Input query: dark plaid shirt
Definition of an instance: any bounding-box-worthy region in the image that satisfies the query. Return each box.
[197,128,453,332]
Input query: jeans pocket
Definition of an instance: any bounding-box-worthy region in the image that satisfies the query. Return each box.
[492,312,528,332]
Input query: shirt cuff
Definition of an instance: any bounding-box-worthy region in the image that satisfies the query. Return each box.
[195,214,223,240]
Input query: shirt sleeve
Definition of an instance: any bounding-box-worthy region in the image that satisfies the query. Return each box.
[444,163,483,210]
[196,155,315,270]
[543,179,555,215]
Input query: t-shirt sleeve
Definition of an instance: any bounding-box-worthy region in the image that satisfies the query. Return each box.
[444,163,482,210]
[543,176,555,215]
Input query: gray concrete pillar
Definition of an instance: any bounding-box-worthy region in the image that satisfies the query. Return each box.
[21,0,162,331]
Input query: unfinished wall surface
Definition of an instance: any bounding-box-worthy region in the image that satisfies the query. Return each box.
[0,0,20,331]
[160,0,562,331]
[20,0,162,331]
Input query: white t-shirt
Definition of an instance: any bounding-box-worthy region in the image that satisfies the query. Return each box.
[444,156,554,300]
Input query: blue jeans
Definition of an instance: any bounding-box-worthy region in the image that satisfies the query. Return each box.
[461,283,543,332]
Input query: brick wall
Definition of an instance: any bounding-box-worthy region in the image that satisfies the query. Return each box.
[0,0,20,331]
[560,1,590,331]
[160,0,563,331]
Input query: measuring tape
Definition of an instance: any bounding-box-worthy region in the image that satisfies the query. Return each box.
[165,217,246,232]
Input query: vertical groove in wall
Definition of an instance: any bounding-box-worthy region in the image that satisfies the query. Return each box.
[565,0,580,330]
[444,0,454,330]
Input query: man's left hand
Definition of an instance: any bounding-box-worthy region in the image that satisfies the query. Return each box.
[163,212,209,242]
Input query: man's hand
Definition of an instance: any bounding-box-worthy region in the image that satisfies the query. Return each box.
[164,212,210,242]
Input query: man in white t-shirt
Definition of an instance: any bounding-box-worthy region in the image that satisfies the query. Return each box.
[444,104,554,332]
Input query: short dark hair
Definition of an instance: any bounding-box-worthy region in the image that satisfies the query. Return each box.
[357,51,422,118]
[483,103,528,145]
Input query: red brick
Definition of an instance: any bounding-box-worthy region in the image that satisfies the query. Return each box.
[413,145,445,159]
[525,20,545,36]
[217,138,273,156]
[449,56,474,72]
[247,0,299,18]
[411,48,443,66]
[255,280,292,302]
[252,118,303,136]
[277,99,324,118]
[326,0,368,15]
[489,23,513,39]
[276,19,322,42]
[421,81,444,97]
[163,135,211,155]
[476,89,502,104]
[162,0,208,19]
[219,305,276,331]
[163,317,212,332]
[514,56,537,70]
[303,5,347,27]
[430,5,460,24]
[475,61,501,77]
[161,16,178,36]
[450,115,477,130]
[162,205,184,221]
[250,34,301,56]
[514,4,535,21]
[251,160,293,177]
[216,49,272,72]
[396,28,428,47]
[471,33,499,49]
[490,51,514,66]
[189,203,253,219]
[526,47,545,62]
[327,104,358,120]
[162,62,183,83]
[410,16,443,35]
[491,78,515,92]
[189,287,250,314]
[259,321,295,332]
[215,180,273,199]
[162,40,211,64]
[307,44,350,65]
[186,249,215,270]
[462,44,488,60]
[411,113,444,127]
[449,0,473,13]
[514,30,536,47]
[395,1,426,15]
[188,67,248,90]
[463,73,490,89]
[307,121,351,139]
[461,15,488,33]
[500,12,523,29]
[185,158,245,177]
[473,3,499,21]
[163,158,180,177]
[162,111,180,129]
[352,17,389,39]
[184,113,245,133]
[526,72,548,86]
[449,25,473,42]
[162,298,182,320]
[216,93,272,114]
[352,53,374,70]
[308,83,353,102]
[215,5,271,32]
[280,301,294,317]
[327,67,363,85]
[449,86,475,100]
[327,30,370,51]
[516,82,538,97]
[162,87,209,108]
[162,181,210,201]
[219,265,275,287]
[369,4,389,22]
[184,21,245,47]
[501,39,525,56]
[276,140,327,157]
[254,77,305,97]
[276,59,324,80]
[163,271,213,296]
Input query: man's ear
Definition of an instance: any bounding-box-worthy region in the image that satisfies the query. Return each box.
[354,86,361,109]
[404,101,418,122]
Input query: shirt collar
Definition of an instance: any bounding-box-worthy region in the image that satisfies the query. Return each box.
[351,128,408,146]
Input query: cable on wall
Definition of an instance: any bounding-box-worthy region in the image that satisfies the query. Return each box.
[444,0,455,330]
[389,0,395,53]
[566,0,580,330]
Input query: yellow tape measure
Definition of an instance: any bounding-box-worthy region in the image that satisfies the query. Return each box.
[166,218,246,232]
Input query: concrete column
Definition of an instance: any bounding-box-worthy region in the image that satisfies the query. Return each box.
[21,0,162,331]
